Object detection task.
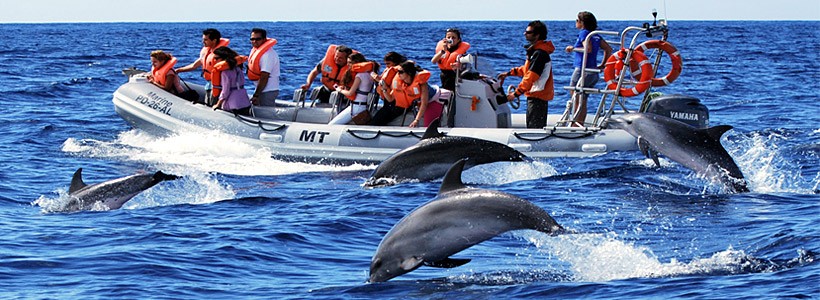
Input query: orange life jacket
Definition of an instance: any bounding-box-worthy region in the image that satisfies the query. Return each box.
[151,56,177,89]
[435,41,470,71]
[200,38,230,82]
[342,62,375,100]
[376,66,399,99]
[391,70,431,109]
[320,44,356,90]
[247,38,277,81]
[211,56,248,98]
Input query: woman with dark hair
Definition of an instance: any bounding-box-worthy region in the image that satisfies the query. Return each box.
[211,46,251,116]
[330,53,380,125]
[370,61,438,127]
[431,28,470,92]
[564,11,612,126]
[148,50,184,95]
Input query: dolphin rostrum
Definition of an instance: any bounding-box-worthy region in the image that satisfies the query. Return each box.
[368,159,563,283]
[364,118,529,187]
[62,168,180,212]
[608,113,749,193]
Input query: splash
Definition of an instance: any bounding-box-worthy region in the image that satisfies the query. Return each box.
[519,232,783,282]
[62,129,374,176]
[727,130,817,194]
[462,160,557,185]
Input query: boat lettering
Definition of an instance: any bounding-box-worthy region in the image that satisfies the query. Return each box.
[300,130,330,143]
[134,91,173,115]
[670,111,698,121]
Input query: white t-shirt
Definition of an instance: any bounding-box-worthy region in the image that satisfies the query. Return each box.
[253,48,280,93]
[354,72,373,102]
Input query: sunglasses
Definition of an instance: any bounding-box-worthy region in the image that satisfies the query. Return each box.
[524,30,535,35]
[249,37,264,41]
[396,70,405,74]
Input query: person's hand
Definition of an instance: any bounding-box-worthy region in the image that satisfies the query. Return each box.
[409,119,419,128]
[507,93,516,102]
[565,46,574,53]
[497,73,508,81]
[250,96,259,105]
[300,83,310,90]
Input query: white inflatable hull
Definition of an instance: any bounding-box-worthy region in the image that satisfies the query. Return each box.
[112,77,638,164]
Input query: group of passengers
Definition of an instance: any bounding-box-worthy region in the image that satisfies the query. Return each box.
[147,11,611,128]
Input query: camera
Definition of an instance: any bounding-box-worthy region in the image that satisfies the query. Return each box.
[446,38,454,44]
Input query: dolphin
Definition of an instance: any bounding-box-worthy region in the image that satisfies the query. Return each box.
[368,159,563,283]
[61,168,180,212]
[607,113,749,193]
[364,119,529,187]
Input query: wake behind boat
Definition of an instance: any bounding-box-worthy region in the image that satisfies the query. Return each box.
[112,21,704,165]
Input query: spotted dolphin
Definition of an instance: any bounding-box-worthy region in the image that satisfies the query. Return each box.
[368,159,563,283]
[61,168,180,212]
[608,113,749,193]
[364,119,529,187]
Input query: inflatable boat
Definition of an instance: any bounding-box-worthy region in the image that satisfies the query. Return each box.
[113,22,703,165]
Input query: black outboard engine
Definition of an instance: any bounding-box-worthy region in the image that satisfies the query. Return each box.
[645,94,709,128]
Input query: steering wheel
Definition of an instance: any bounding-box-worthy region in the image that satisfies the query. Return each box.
[506,85,521,109]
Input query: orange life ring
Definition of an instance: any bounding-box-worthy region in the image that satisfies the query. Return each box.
[603,49,653,97]
[632,40,683,87]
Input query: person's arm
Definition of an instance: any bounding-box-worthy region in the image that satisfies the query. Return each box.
[212,71,232,110]
[163,72,176,92]
[410,84,429,128]
[300,62,322,90]
[431,40,446,63]
[176,58,202,73]
[337,76,361,97]
[598,39,613,69]
[251,71,270,104]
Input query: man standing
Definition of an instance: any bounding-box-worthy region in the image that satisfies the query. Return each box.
[176,28,230,105]
[300,44,355,104]
[247,28,280,106]
[498,20,555,128]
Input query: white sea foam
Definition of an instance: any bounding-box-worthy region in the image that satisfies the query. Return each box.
[62,129,374,176]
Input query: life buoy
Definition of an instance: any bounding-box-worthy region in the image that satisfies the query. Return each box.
[603,49,653,97]
[632,40,683,87]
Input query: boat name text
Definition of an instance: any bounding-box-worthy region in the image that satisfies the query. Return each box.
[670,111,698,121]
[300,130,330,143]
[135,92,173,115]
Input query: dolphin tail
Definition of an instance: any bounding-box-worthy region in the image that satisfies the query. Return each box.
[153,171,180,182]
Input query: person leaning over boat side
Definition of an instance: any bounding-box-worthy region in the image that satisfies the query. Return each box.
[564,11,612,127]
[247,28,280,107]
[147,50,184,96]
[300,44,355,104]
[370,61,439,128]
[210,47,252,116]
[329,53,379,125]
[431,27,470,92]
[497,20,555,129]
[175,28,230,106]
[372,52,408,107]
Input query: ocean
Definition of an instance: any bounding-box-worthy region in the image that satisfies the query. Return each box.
[0,20,818,299]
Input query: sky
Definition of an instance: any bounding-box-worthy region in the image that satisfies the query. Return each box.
[2,0,818,23]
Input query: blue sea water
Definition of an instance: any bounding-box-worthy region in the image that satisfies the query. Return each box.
[0,20,819,299]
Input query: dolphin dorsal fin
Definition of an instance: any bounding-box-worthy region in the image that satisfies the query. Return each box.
[704,125,734,141]
[439,159,467,194]
[69,168,87,194]
[421,118,445,140]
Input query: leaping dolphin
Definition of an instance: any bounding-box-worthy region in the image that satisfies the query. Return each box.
[364,119,529,187]
[368,159,563,283]
[61,168,180,212]
[607,113,749,193]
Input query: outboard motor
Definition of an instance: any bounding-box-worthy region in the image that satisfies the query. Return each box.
[645,94,709,128]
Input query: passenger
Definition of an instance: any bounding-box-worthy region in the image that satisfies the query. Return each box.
[431,28,470,92]
[498,20,555,129]
[371,52,408,106]
[564,11,612,126]
[370,61,436,128]
[175,28,230,105]
[329,53,380,125]
[300,44,355,104]
[147,50,184,95]
[210,47,252,116]
[247,28,281,107]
